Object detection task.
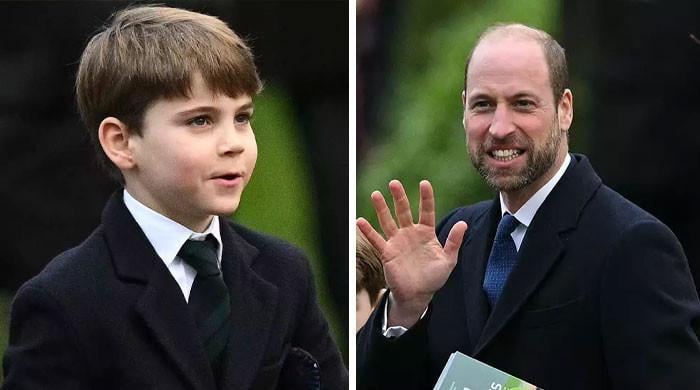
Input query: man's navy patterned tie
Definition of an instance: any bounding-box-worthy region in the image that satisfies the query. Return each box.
[178,235,230,377]
[483,213,521,308]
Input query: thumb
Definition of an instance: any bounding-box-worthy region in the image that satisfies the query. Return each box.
[443,221,468,261]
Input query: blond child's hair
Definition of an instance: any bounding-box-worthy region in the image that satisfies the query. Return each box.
[356,227,385,306]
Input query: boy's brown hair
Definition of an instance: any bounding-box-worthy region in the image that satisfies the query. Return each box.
[76,5,263,182]
[356,227,385,306]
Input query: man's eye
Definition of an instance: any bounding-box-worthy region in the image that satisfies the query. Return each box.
[235,112,252,125]
[188,116,211,127]
[514,100,535,109]
[471,101,492,111]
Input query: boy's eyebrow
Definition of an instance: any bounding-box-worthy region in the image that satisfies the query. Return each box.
[174,102,254,118]
[238,102,254,111]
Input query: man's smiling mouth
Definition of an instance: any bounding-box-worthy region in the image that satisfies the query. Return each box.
[489,149,523,161]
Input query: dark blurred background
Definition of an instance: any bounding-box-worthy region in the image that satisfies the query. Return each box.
[0,0,348,370]
[357,0,699,293]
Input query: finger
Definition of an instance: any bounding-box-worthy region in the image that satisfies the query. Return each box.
[370,190,398,237]
[388,180,414,228]
[418,180,435,227]
[443,221,468,262]
[356,217,387,254]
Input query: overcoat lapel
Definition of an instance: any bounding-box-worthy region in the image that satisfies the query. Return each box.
[134,270,215,389]
[460,201,501,351]
[473,212,564,355]
[472,155,602,355]
[103,192,214,389]
[218,221,279,390]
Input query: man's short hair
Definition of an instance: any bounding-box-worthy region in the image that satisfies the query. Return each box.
[356,228,385,306]
[76,5,263,182]
[464,23,568,103]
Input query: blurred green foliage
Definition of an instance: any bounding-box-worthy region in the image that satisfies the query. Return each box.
[358,0,559,223]
[234,87,345,357]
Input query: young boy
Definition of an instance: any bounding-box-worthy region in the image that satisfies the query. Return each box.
[356,228,386,332]
[2,5,347,389]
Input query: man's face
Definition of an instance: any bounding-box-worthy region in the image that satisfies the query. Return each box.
[463,36,571,194]
[126,73,257,231]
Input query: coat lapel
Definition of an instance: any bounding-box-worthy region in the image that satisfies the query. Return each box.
[473,213,565,355]
[459,201,500,351]
[217,221,279,390]
[473,155,602,355]
[134,270,215,390]
[103,192,214,389]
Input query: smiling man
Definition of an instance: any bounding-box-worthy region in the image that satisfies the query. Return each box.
[357,23,700,389]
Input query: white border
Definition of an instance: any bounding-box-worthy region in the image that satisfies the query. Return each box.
[348,0,357,389]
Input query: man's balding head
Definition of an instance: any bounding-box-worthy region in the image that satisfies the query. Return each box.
[464,23,568,103]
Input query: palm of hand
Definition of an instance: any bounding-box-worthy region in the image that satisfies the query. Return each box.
[382,223,455,303]
[357,180,467,322]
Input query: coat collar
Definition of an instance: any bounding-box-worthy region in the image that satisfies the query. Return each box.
[458,201,499,351]
[218,219,279,390]
[469,154,602,355]
[102,192,278,389]
[103,192,214,388]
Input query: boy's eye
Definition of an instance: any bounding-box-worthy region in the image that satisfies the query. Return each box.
[235,112,253,125]
[188,116,211,127]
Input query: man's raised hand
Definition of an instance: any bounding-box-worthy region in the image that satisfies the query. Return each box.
[357,180,468,328]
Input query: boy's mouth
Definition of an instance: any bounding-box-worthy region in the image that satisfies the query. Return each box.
[210,172,244,187]
[216,173,240,180]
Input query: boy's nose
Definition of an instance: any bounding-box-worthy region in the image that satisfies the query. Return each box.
[217,126,245,155]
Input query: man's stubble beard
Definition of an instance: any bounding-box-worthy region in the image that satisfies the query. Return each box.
[468,120,563,192]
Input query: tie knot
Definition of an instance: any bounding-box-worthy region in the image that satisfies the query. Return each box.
[496,213,520,239]
[178,235,219,276]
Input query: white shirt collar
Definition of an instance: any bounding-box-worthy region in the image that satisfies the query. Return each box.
[499,153,571,226]
[122,189,223,267]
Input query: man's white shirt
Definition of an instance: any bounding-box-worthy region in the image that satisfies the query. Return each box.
[382,154,572,337]
[122,189,223,302]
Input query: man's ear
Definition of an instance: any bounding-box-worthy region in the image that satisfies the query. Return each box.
[558,89,574,132]
[98,117,136,170]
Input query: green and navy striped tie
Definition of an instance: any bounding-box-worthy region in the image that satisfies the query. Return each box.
[179,235,231,377]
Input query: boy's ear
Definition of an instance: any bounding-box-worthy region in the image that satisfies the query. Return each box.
[98,117,137,170]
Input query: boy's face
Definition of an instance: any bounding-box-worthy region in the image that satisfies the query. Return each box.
[125,73,257,232]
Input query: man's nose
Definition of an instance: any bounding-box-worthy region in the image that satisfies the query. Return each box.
[488,104,515,139]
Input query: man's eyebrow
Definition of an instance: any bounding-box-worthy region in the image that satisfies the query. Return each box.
[467,92,493,102]
[511,91,539,100]
[467,91,541,102]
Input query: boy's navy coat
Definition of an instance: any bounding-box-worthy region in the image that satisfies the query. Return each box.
[357,154,700,389]
[3,192,347,389]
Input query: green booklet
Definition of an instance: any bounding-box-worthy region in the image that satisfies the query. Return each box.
[433,351,542,390]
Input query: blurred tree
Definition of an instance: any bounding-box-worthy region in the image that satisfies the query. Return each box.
[563,0,700,291]
[235,87,342,350]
